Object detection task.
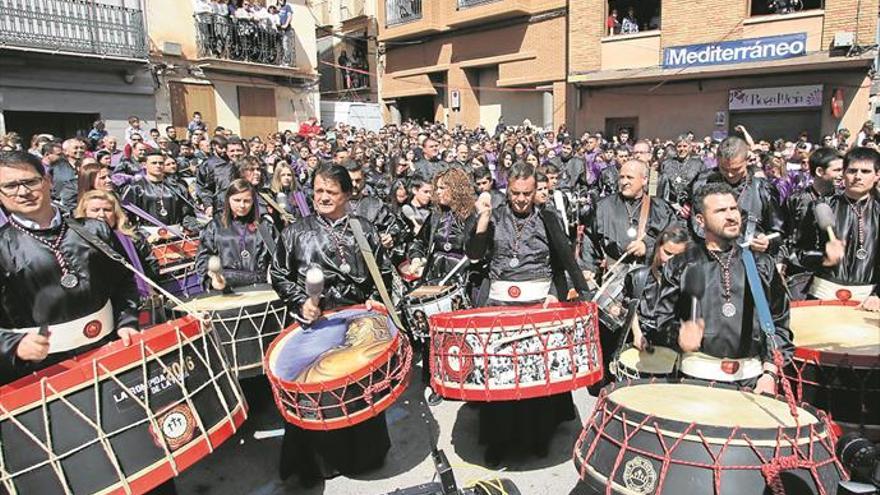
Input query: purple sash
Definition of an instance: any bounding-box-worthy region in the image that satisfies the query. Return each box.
[292,191,310,217]
[114,231,151,297]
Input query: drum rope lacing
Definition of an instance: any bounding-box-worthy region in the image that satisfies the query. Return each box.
[573,380,847,495]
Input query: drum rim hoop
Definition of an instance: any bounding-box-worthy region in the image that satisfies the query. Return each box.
[600,378,828,441]
[264,304,404,393]
[428,301,596,329]
[0,316,207,413]
[432,368,603,401]
[791,299,880,367]
[166,285,282,312]
[405,284,463,305]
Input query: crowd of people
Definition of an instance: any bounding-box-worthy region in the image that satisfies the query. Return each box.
[192,0,296,66]
[0,111,877,489]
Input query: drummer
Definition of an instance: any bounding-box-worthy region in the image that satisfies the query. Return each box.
[407,167,478,406]
[623,225,690,351]
[270,163,392,486]
[121,149,201,236]
[795,146,880,311]
[466,162,589,466]
[0,151,140,385]
[655,182,793,394]
[195,179,277,292]
[580,159,675,281]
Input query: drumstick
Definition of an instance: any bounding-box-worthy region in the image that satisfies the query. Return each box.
[489,324,560,350]
[438,256,470,286]
[591,252,631,303]
[815,203,837,242]
[305,266,325,307]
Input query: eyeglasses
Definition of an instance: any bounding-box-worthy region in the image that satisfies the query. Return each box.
[0,176,43,196]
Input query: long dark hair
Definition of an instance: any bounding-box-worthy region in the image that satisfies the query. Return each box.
[77,163,106,195]
[222,179,258,228]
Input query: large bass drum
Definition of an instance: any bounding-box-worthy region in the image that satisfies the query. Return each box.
[787,300,880,440]
[0,317,246,495]
[573,379,845,495]
[429,302,602,401]
[265,306,412,430]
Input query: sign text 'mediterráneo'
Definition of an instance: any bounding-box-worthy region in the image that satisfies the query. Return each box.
[663,33,808,69]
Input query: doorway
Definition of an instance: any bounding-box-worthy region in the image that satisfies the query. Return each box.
[4,111,99,147]
[605,117,639,141]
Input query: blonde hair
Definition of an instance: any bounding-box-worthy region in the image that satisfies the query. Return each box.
[270,161,297,194]
[74,190,135,237]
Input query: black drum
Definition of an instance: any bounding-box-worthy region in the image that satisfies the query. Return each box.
[573,379,845,495]
[167,284,291,378]
[0,317,245,494]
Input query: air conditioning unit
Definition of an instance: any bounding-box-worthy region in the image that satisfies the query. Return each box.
[163,42,183,57]
[832,32,855,49]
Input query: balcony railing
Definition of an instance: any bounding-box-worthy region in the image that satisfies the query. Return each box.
[458,0,501,8]
[0,0,146,59]
[194,14,294,67]
[386,0,422,26]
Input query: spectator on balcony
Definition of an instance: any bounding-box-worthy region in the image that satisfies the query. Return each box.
[338,50,353,90]
[606,8,620,36]
[278,0,295,66]
[234,1,254,19]
[648,7,660,30]
[621,7,639,34]
[193,0,213,13]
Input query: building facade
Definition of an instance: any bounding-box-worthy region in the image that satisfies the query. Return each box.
[314,0,383,129]
[568,0,878,142]
[378,0,568,129]
[0,0,153,142]
[146,0,319,140]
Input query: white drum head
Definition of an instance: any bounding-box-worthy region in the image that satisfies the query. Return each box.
[609,383,818,428]
[617,346,678,375]
[792,305,880,357]
[175,290,280,312]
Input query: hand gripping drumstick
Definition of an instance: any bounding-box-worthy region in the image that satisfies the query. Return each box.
[815,203,837,242]
[207,255,233,294]
[305,266,325,308]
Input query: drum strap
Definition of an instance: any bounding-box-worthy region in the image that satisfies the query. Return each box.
[121,201,187,240]
[741,247,776,338]
[256,222,277,253]
[636,195,651,240]
[349,217,406,329]
[258,191,295,223]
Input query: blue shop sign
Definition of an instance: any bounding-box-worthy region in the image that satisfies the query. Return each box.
[663,33,808,69]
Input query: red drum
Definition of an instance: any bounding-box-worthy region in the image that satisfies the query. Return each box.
[573,380,845,495]
[787,300,880,440]
[265,306,412,431]
[0,317,246,495]
[152,239,202,298]
[428,302,602,401]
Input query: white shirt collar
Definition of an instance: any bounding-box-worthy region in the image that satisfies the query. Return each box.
[11,208,62,230]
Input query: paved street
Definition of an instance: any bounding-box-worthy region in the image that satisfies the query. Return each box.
[176,363,598,495]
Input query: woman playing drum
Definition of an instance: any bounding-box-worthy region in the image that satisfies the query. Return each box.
[406,167,478,405]
[195,179,277,292]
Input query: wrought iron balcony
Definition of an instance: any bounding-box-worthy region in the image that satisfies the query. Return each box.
[0,0,147,59]
[457,0,502,8]
[194,14,293,67]
[386,0,422,26]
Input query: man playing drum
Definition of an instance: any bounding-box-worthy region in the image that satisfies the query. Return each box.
[270,163,392,486]
[466,162,588,466]
[795,147,880,311]
[655,182,794,395]
[0,151,141,385]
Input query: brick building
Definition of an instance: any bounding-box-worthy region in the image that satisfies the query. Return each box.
[378,0,568,129]
[568,0,878,142]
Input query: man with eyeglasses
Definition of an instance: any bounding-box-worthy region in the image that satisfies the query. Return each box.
[658,136,704,224]
[0,151,140,385]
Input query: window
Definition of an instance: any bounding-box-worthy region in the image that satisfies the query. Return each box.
[750,0,823,16]
[606,0,661,37]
